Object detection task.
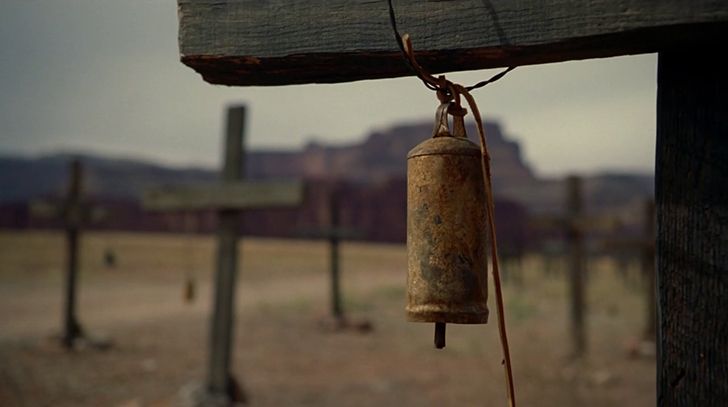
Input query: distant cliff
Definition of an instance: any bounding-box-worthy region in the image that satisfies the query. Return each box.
[0,120,535,203]
[247,121,536,190]
[0,118,653,247]
[0,153,216,203]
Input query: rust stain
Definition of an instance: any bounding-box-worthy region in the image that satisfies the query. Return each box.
[406,134,489,325]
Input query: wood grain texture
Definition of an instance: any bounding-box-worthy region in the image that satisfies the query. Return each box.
[656,51,728,405]
[642,200,656,341]
[178,0,728,85]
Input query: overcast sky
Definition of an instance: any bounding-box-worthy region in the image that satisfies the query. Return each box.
[0,1,657,177]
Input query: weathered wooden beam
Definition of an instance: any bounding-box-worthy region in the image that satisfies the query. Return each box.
[178,0,728,86]
[142,181,304,211]
[656,51,728,405]
[31,200,107,225]
[530,214,620,234]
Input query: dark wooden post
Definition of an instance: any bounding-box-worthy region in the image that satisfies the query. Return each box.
[62,159,84,348]
[328,190,343,320]
[656,51,728,405]
[566,175,586,357]
[208,106,246,401]
[642,199,656,342]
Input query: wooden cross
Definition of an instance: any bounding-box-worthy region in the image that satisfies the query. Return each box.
[529,175,622,357]
[30,159,106,349]
[534,180,657,357]
[176,2,728,402]
[603,200,656,344]
[143,105,304,404]
[299,188,362,327]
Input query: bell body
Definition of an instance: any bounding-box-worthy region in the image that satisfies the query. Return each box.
[406,135,489,324]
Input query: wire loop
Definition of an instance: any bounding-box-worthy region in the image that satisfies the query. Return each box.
[387,0,515,94]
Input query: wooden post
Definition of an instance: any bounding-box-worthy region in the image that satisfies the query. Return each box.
[642,199,656,342]
[207,105,245,400]
[62,159,84,348]
[566,175,586,357]
[656,51,728,405]
[328,190,343,320]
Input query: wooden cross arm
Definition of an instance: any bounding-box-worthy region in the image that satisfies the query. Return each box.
[29,200,61,219]
[142,180,304,211]
[602,237,655,251]
[296,227,364,240]
[178,0,728,86]
[529,214,622,233]
[29,200,107,224]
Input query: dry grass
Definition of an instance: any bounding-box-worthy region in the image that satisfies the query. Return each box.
[0,231,654,406]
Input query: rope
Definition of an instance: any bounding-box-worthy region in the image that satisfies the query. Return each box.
[458,84,516,407]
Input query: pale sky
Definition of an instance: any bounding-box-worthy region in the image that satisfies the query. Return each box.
[0,1,657,177]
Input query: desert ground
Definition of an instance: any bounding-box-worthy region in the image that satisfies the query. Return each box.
[0,231,654,406]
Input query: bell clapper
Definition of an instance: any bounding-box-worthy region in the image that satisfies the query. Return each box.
[434,322,446,349]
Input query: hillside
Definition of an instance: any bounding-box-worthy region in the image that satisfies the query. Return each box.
[0,119,653,245]
[247,121,535,188]
[0,153,216,203]
[0,120,535,203]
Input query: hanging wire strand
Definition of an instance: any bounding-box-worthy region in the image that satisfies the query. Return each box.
[387,0,438,91]
[466,66,516,91]
[386,0,515,93]
[458,84,517,407]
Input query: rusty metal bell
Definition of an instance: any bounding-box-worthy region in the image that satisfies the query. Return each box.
[406,103,489,348]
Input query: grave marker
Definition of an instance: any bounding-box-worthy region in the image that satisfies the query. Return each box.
[302,188,364,328]
[604,199,657,344]
[31,159,107,349]
[144,105,304,404]
[529,175,620,357]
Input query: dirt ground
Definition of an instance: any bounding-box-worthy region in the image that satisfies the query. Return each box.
[0,231,655,406]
